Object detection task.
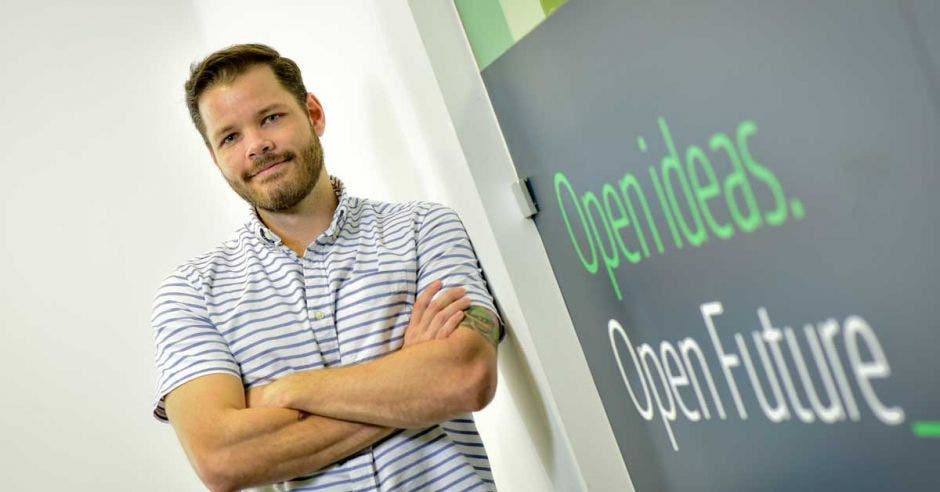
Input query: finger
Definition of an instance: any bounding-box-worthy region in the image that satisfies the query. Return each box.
[434,311,465,339]
[412,280,442,325]
[426,286,467,321]
[431,296,472,332]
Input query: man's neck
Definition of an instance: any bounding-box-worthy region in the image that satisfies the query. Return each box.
[257,173,338,257]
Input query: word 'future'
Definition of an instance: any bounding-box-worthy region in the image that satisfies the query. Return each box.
[554,118,803,300]
[609,302,903,451]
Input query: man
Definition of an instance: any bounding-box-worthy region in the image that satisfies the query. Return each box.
[151,44,502,491]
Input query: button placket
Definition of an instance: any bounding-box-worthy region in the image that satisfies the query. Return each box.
[304,247,341,367]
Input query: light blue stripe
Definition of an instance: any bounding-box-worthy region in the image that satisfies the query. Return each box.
[289,458,374,483]
[421,470,477,491]
[226,311,308,343]
[215,295,305,326]
[156,337,229,367]
[334,300,412,324]
[160,348,233,375]
[342,332,405,358]
[160,366,239,398]
[388,461,464,492]
[374,427,438,461]
[457,481,487,492]
[377,434,449,478]
[232,328,310,358]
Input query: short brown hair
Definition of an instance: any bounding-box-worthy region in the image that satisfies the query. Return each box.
[184,43,308,144]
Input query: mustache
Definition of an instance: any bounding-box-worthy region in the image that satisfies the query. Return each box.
[247,151,295,178]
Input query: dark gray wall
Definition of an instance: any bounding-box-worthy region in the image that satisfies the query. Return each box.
[481,1,940,490]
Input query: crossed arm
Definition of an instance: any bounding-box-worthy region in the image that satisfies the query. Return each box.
[247,287,500,428]
[163,282,500,492]
[165,374,393,491]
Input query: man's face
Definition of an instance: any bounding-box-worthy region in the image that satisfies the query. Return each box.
[198,64,326,212]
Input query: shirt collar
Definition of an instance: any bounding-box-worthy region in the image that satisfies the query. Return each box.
[248,174,349,247]
[322,175,350,243]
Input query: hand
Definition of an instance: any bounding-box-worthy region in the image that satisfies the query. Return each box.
[403,281,471,348]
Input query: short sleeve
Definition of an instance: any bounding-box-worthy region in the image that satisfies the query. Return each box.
[150,267,240,422]
[415,203,503,335]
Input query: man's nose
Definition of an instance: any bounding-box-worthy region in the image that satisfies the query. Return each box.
[246,131,275,160]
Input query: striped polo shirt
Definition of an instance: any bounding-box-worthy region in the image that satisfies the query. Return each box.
[151,177,498,491]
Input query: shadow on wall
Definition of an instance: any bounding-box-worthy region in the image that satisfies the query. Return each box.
[498,321,557,475]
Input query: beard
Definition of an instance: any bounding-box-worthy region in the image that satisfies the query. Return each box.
[226,131,325,212]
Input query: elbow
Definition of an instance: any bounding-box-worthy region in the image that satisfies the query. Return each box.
[434,332,498,420]
[191,447,241,492]
[459,355,497,413]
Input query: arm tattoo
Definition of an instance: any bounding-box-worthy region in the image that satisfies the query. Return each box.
[462,305,501,347]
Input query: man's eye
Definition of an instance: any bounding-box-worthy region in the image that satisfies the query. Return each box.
[220,133,237,146]
[263,113,282,124]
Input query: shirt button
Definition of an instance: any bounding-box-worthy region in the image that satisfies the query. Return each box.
[314,311,325,320]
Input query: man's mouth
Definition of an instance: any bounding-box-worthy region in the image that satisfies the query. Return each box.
[250,156,292,180]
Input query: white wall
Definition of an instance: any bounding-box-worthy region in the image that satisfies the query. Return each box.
[0,1,575,490]
[1,1,217,489]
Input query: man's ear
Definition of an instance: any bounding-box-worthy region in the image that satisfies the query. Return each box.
[305,92,326,137]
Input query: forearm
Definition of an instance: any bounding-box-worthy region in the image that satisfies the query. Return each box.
[171,402,392,491]
[214,408,392,491]
[263,329,496,428]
